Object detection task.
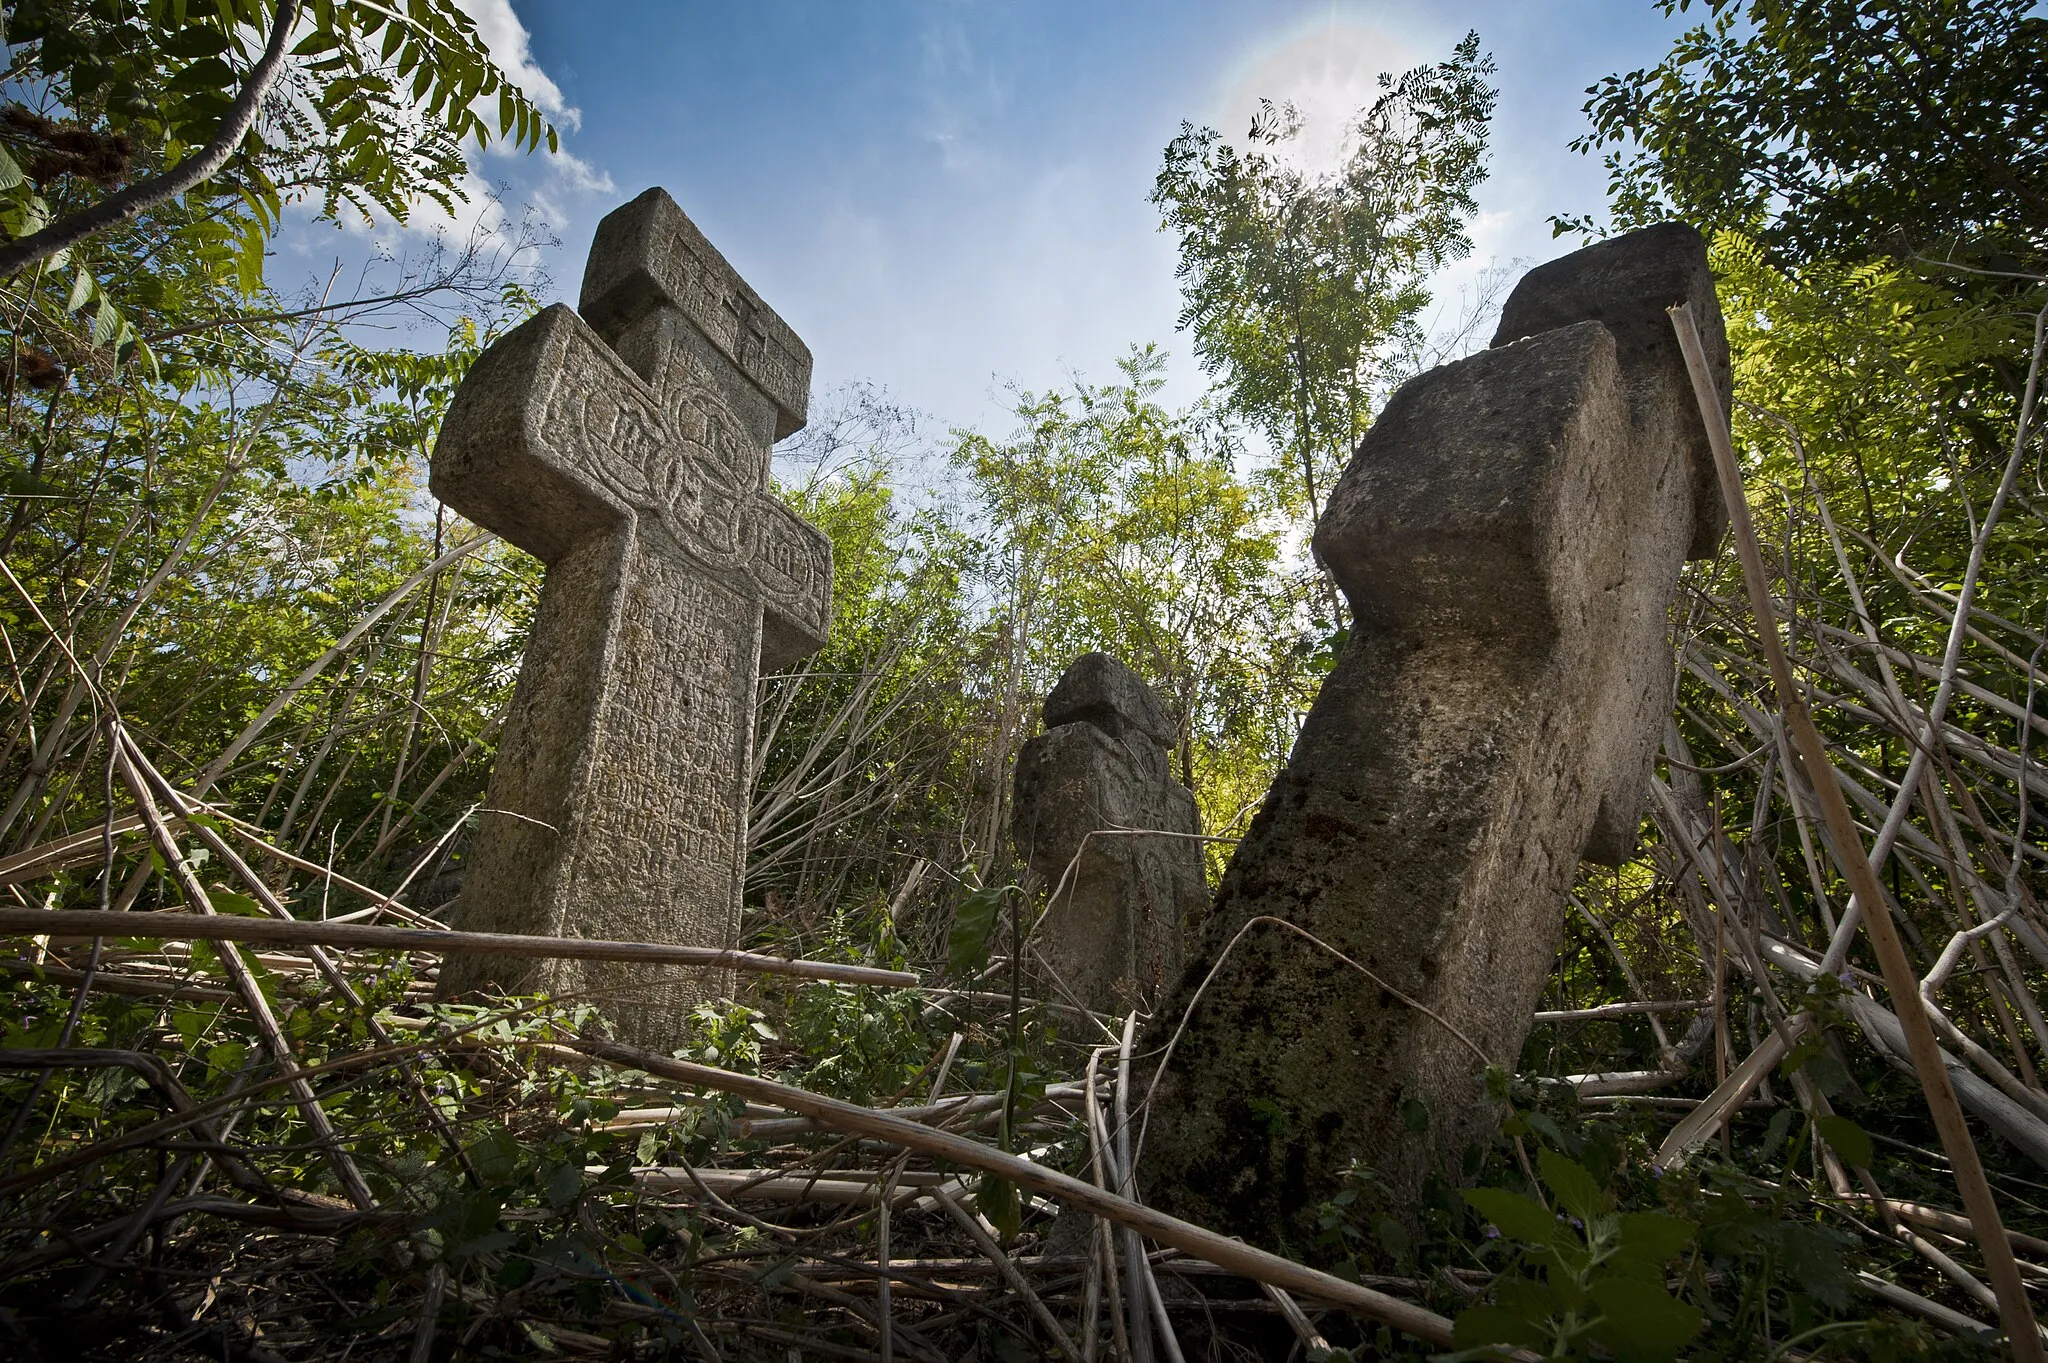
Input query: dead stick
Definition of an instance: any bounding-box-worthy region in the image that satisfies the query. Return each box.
[1857,1272,1995,1339]
[1532,1000,1707,1022]
[0,907,917,988]
[123,735,481,1186]
[1261,1284,1331,1357]
[1671,301,2045,1356]
[569,1037,1458,1349]
[930,1183,1083,1363]
[1114,1013,1155,1363]
[111,735,378,1212]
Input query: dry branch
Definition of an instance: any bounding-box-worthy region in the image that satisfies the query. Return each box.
[1673,301,2045,1354]
[0,907,918,987]
[568,1037,1460,1348]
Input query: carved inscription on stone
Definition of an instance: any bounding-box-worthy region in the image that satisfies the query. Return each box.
[580,188,812,441]
[430,188,832,1049]
[570,557,755,953]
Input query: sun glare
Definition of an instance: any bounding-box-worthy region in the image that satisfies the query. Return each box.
[1212,11,1423,173]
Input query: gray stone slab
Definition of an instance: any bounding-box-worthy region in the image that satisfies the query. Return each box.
[431,189,832,1048]
[1139,226,1720,1251]
[1490,221,1731,562]
[1488,222,1731,863]
[1013,654,1206,1013]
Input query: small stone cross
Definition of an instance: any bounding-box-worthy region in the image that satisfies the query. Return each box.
[431,188,832,1046]
[1012,653,1207,1013]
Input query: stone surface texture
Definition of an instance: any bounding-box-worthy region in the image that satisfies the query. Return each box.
[431,188,831,1048]
[1013,654,1206,1013]
[1137,224,1726,1252]
[1488,222,1730,863]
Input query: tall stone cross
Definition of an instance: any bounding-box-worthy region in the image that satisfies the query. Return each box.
[431,188,832,1047]
[1139,224,1730,1249]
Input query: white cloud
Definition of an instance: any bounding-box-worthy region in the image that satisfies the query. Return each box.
[301,1,610,253]
[451,1,612,228]
[455,0,579,132]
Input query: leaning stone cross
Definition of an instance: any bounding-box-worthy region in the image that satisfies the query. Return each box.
[430,188,832,1047]
[1139,224,1730,1249]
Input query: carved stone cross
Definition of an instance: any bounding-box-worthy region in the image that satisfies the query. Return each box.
[1139,224,1729,1249]
[431,188,832,1047]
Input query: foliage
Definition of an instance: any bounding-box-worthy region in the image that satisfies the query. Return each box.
[941,348,1317,866]
[750,351,1320,944]
[1151,32,1497,531]
[1563,0,2047,273]
[1424,1087,1995,1362]
[0,0,559,356]
[1455,1145,1702,1361]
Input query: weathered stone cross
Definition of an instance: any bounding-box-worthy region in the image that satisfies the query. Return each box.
[1139,224,1730,1249]
[1012,652,1207,1013]
[431,188,832,1047]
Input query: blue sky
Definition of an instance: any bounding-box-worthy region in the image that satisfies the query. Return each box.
[315,1,1701,437]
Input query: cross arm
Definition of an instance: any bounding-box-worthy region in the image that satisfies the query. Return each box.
[1488,221,1730,560]
[1314,319,1628,647]
[749,498,832,672]
[431,304,633,563]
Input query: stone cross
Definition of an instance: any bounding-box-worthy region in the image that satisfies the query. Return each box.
[1012,653,1207,1013]
[1138,224,1730,1248]
[431,188,832,1049]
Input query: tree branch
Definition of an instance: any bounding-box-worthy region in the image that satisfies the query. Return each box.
[0,0,302,280]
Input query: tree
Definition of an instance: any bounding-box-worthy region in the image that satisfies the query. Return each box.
[1150,32,1496,542]
[1565,0,2048,272]
[944,348,1313,871]
[0,2,554,894]
[0,0,559,365]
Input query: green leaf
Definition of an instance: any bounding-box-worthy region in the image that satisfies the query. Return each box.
[542,1162,582,1209]
[974,1172,1021,1243]
[91,296,120,346]
[66,267,93,313]
[0,143,22,193]
[163,24,232,58]
[205,1039,247,1077]
[946,882,1004,977]
[1758,1105,1796,1155]
[1462,1187,1562,1248]
[1451,1304,1545,1353]
[3,469,68,499]
[1614,1210,1695,1263]
[1537,1147,1608,1223]
[209,890,267,918]
[453,1228,516,1259]
[1372,1213,1410,1262]
[1814,1113,1874,1169]
[169,56,237,93]
[129,338,161,382]
[1586,1277,1703,1362]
